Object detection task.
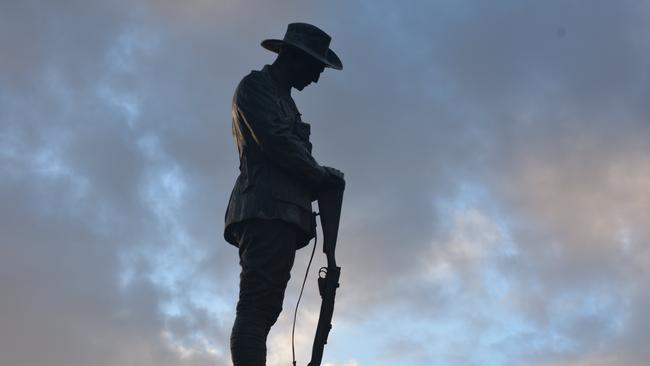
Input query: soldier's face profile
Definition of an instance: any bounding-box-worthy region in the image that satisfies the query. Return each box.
[292,52,326,91]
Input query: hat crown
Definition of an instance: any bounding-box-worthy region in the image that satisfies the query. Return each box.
[283,23,331,58]
[260,22,342,70]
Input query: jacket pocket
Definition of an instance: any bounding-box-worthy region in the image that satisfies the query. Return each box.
[270,168,311,211]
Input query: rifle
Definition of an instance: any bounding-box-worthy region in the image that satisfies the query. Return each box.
[292,180,345,366]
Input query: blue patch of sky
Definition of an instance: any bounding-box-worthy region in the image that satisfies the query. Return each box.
[120,140,234,336]
[99,28,160,128]
[336,294,537,366]
[33,148,67,177]
[143,164,186,227]
[97,85,140,128]
[324,317,394,366]
[18,67,91,204]
[549,286,627,345]
[30,146,90,214]
[106,29,160,74]
[435,180,519,257]
[391,179,541,364]
[136,134,163,160]
[422,178,632,362]
[161,327,225,359]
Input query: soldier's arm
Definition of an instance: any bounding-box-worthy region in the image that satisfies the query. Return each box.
[234,77,329,188]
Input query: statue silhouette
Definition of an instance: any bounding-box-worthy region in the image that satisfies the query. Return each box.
[224,23,344,366]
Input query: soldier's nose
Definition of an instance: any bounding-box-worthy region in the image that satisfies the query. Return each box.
[314,69,324,83]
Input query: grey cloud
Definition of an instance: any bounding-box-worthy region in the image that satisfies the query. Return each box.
[2,1,650,365]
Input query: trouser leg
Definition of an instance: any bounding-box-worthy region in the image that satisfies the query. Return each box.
[230,219,298,366]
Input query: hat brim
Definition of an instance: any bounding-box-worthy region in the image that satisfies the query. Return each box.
[261,39,343,70]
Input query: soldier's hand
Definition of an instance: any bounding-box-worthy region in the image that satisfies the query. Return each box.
[322,166,345,188]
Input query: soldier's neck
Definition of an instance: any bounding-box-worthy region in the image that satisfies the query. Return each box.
[268,62,292,96]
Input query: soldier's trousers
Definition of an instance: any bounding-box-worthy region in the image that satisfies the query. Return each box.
[230,219,298,366]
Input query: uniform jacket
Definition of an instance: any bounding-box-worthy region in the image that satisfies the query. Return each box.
[224,65,327,249]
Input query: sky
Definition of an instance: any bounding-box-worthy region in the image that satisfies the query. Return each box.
[1,1,649,365]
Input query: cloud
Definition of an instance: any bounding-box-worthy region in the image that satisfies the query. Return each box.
[1,1,649,365]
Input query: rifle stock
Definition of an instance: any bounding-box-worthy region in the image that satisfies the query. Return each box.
[308,184,345,366]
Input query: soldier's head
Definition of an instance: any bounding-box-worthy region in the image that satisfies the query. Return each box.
[262,23,342,91]
[275,45,326,90]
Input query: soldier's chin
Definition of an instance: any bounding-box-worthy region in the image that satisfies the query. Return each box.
[295,81,311,91]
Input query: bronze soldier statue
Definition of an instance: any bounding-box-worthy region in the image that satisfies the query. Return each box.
[224,23,344,366]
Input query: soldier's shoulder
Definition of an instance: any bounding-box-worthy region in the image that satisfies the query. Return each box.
[238,68,272,91]
[234,68,274,106]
